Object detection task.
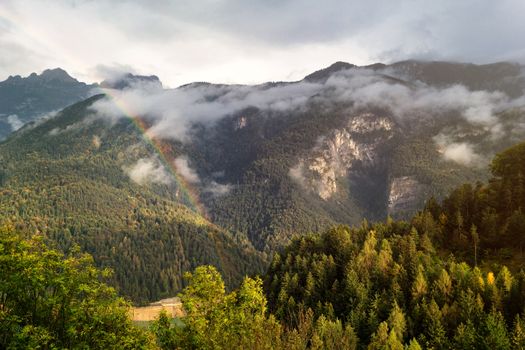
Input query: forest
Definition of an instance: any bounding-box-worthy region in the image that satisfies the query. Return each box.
[0,96,267,303]
[2,141,525,349]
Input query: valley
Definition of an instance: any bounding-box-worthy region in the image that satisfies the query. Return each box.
[2,1,525,348]
[2,60,525,349]
[1,61,525,303]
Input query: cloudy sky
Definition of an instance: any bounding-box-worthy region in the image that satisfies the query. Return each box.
[1,0,524,87]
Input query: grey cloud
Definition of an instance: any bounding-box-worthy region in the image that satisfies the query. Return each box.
[288,164,307,188]
[91,80,323,141]
[6,115,23,131]
[204,181,232,196]
[0,40,51,80]
[90,67,525,143]
[92,64,137,82]
[325,69,525,137]
[86,66,525,171]
[174,156,200,184]
[2,1,525,86]
[174,155,231,196]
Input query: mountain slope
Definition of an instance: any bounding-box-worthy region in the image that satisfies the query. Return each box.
[384,60,525,97]
[0,68,97,139]
[170,61,525,250]
[0,95,266,303]
[1,60,525,300]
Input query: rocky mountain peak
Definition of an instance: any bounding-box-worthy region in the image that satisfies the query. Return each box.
[0,68,97,139]
[40,68,78,83]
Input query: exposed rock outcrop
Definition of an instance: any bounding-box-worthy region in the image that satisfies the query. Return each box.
[234,116,248,130]
[290,113,394,200]
[387,176,424,216]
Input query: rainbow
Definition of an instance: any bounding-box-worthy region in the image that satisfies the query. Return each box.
[102,90,206,215]
[0,7,206,216]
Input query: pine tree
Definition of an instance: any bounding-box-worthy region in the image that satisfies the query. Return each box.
[412,266,428,300]
[368,322,389,350]
[433,269,452,306]
[452,322,478,350]
[513,315,525,350]
[388,301,407,342]
[483,311,511,350]
[405,339,422,350]
[422,299,447,349]
[471,225,479,267]
[386,329,404,350]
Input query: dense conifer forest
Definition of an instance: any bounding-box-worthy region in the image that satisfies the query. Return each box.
[0,97,267,303]
[3,141,525,349]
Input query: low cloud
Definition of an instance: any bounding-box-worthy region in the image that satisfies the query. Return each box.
[7,115,24,131]
[124,157,171,185]
[92,135,101,149]
[204,181,232,196]
[325,69,523,131]
[174,156,201,184]
[288,164,307,187]
[91,63,137,83]
[90,80,321,141]
[47,113,97,136]
[90,68,525,144]
[434,134,484,167]
[89,66,525,171]
[442,143,481,166]
[175,155,231,196]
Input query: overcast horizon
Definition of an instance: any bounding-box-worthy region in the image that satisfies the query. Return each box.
[1,0,525,87]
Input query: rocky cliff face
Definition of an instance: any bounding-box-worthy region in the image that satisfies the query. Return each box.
[290,113,394,200]
[387,176,425,217]
[234,115,248,130]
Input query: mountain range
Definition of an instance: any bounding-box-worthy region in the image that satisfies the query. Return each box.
[1,60,524,302]
[0,68,98,140]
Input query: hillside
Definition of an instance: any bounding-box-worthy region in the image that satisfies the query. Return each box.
[0,95,266,303]
[6,142,525,349]
[151,141,525,347]
[421,141,525,268]
[1,60,525,302]
[170,60,525,251]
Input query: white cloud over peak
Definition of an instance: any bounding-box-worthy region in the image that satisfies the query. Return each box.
[89,68,525,146]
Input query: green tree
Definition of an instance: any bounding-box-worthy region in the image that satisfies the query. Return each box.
[154,265,284,350]
[421,299,447,349]
[368,322,389,350]
[387,301,406,341]
[513,315,525,350]
[507,211,525,255]
[471,225,479,266]
[0,228,154,349]
[405,339,422,350]
[368,322,404,350]
[482,311,511,350]
[453,322,478,350]
[411,266,428,300]
[312,315,358,350]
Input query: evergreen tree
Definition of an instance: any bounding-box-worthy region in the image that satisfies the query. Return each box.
[482,311,511,350]
[512,315,525,350]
